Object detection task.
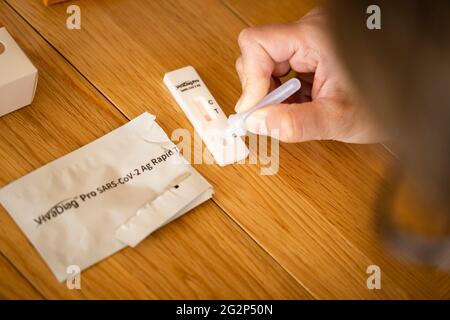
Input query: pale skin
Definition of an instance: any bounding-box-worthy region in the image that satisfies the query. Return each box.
[235,8,384,143]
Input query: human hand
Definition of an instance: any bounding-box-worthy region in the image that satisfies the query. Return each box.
[235,8,384,143]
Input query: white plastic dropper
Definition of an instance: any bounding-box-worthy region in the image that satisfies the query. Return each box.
[225,78,301,138]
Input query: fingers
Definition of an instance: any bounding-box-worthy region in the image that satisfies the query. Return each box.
[234,30,274,113]
[245,98,385,143]
[232,9,384,144]
[244,99,345,142]
[237,55,290,82]
[235,53,291,112]
[234,23,321,113]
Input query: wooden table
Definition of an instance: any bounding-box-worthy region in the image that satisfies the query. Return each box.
[0,0,448,299]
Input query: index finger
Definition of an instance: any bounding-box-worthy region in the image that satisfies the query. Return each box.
[235,22,318,112]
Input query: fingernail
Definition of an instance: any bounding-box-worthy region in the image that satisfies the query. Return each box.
[245,109,268,136]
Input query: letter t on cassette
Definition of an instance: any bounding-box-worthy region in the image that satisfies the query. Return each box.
[164,66,248,166]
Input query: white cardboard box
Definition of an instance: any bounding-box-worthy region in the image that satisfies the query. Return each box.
[0,27,38,117]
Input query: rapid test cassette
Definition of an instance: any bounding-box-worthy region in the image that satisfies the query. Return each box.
[164,66,249,166]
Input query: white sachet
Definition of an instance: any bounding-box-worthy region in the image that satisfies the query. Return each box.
[0,112,213,282]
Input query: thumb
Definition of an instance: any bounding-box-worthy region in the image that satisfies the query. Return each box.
[245,100,338,142]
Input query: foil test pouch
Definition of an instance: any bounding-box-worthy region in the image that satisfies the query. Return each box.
[0,112,213,282]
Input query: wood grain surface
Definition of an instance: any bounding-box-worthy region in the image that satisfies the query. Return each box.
[223,0,318,25]
[0,253,42,299]
[0,0,448,299]
[0,0,311,299]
